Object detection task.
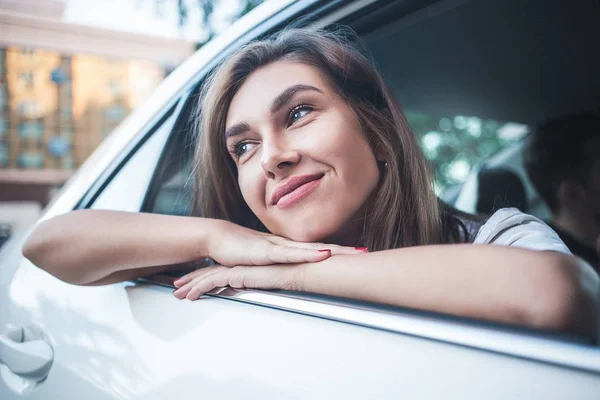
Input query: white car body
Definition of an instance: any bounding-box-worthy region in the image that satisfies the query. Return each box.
[1,0,599,398]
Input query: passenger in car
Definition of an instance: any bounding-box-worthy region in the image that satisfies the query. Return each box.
[23,28,599,339]
[524,112,600,274]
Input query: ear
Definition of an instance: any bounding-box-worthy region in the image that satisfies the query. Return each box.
[557,181,586,208]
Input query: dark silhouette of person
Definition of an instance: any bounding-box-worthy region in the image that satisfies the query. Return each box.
[476,166,528,215]
[524,111,600,273]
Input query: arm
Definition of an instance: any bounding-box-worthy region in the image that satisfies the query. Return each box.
[174,244,599,338]
[22,210,212,285]
[297,245,598,337]
[22,210,355,286]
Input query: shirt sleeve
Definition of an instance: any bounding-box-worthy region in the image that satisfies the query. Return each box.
[472,208,572,254]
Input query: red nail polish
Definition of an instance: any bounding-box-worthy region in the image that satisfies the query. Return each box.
[355,247,368,252]
[318,249,331,254]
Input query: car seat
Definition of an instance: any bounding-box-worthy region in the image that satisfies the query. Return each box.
[476,166,528,215]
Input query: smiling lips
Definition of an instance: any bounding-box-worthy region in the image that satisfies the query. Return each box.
[270,173,325,208]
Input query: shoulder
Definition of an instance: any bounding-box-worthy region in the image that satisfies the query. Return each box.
[472,208,572,255]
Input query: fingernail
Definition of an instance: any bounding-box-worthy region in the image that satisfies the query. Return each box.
[318,249,331,254]
[355,247,368,252]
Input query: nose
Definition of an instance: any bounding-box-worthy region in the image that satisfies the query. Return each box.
[260,138,301,180]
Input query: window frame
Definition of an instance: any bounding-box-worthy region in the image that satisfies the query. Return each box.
[139,86,200,215]
[74,100,180,210]
[89,97,186,212]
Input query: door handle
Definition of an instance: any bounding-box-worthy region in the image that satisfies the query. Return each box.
[0,326,54,381]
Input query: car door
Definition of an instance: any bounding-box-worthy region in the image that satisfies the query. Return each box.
[2,0,600,399]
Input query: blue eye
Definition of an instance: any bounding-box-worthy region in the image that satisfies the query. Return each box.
[232,141,256,158]
[288,105,312,125]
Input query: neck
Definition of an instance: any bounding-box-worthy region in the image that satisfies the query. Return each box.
[325,207,367,248]
[553,209,600,249]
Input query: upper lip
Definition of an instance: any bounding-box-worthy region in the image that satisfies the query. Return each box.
[270,173,324,205]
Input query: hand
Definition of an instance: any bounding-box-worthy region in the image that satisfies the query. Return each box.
[172,263,305,300]
[206,219,365,267]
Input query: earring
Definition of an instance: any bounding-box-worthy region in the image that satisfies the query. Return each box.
[378,160,388,169]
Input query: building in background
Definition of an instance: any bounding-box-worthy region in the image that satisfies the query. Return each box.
[0,0,194,241]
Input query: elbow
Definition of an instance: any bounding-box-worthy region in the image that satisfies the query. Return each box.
[524,253,598,339]
[22,220,50,268]
[22,218,73,283]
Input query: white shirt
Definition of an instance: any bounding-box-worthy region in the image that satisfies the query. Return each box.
[472,208,572,254]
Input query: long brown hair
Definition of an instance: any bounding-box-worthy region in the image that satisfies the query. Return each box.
[193,27,473,250]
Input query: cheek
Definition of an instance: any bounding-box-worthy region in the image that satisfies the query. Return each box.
[237,164,267,214]
[325,123,379,186]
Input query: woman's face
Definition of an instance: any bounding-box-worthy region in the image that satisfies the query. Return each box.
[225,61,380,243]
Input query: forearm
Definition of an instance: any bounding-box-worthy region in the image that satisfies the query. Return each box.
[298,244,599,336]
[22,210,214,285]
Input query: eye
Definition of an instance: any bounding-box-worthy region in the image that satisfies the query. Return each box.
[231,141,257,158]
[288,105,312,125]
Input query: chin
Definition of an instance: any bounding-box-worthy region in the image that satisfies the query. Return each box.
[279,220,341,243]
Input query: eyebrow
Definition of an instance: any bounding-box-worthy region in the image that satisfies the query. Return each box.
[224,84,323,139]
[269,84,323,114]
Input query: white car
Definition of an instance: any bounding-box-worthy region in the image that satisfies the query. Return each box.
[1,0,599,398]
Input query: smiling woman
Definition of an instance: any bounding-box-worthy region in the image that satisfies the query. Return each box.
[22,28,599,340]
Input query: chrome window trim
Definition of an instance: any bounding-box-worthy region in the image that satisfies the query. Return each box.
[90,93,189,211]
[310,0,380,28]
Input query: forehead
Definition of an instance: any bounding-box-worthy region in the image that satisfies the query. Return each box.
[226,61,331,125]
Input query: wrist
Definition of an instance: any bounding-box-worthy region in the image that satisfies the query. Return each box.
[293,255,335,293]
[196,217,226,259]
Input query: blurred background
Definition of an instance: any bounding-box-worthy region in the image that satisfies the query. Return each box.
[0,0,264,246]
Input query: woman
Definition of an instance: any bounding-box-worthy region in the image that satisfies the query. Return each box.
[23,28,598,338]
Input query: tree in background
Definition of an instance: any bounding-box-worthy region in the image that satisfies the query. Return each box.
[152,0,265,48]
[405,111,528,197]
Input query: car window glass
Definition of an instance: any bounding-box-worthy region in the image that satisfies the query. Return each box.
[90,111,176,212]
[142,93,198,216]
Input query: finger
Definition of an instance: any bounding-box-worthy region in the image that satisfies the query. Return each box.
[173,267,225,298]
[228,265,297,291]
[175,265,296,300]
[267,236,368,255]
[185,267,235,300]
[173,268,206,288]
[266,244,332,264]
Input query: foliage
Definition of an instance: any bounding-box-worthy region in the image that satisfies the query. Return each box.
[405,111,527,196]
[152,0,264,47]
